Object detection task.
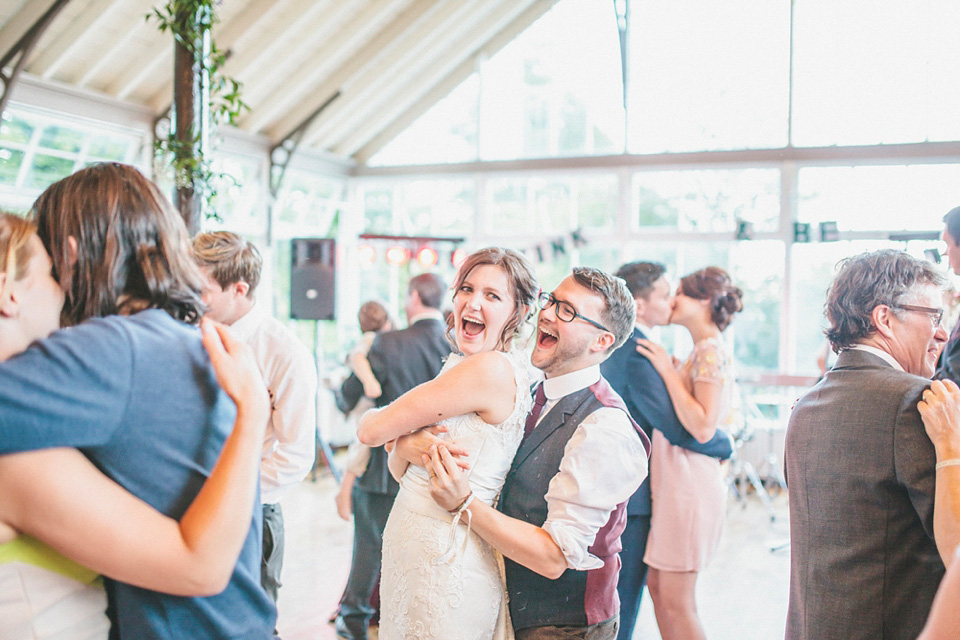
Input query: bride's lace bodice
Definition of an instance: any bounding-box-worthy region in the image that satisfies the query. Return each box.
[398,348,534,508]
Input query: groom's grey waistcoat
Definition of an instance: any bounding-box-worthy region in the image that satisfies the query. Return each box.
[500,379,648,631]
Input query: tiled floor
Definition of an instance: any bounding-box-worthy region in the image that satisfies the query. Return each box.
[275,469,790,640]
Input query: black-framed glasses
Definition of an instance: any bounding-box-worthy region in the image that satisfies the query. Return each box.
[537,291,610,333]
[893,303,944,327]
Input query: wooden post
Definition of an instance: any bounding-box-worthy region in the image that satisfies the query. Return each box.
[171,4,211,234]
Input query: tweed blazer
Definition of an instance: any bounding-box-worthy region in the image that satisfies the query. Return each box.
[784,348,944,640]
[934,318,960,383]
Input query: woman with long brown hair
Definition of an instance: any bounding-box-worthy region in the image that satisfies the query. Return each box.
[0,162,276,639]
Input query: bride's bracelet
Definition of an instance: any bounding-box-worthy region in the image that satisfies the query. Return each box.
[448,491,474,515]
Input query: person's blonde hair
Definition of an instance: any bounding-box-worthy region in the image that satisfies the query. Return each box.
[192,231,263,296]
[0,212,38,309]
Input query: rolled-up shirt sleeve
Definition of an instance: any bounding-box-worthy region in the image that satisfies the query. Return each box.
[541,407,649,570]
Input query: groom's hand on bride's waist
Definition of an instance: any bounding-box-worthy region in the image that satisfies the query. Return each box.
[392,426,470,471]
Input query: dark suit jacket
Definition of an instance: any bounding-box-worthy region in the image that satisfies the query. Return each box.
[601,327,733,516]
[338,316,451,495]
[784,348,943,640]
[934,319,960,383]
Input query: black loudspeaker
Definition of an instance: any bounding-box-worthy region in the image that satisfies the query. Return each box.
[290,238,335,320]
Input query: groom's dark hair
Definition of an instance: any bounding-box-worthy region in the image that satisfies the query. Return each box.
[572,266,635,352]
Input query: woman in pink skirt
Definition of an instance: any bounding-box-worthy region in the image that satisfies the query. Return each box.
[636,266,743,640]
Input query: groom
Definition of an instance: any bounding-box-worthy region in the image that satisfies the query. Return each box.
[427,267,650,639]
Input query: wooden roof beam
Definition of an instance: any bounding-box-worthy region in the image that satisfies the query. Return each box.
[145,0,317,112]
[310,0,538,151]
[75,7,154,88]
[220,0,336,84]
[281,0,475,145]
[246,0,418,135]
[109,0,283,101]
[27,0,127,80]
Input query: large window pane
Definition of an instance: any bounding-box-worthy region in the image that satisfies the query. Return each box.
[575,175,618,233]
[368,75,479,166]
[360,179,474,237]
[27,154,75,190]
[274,169,346,239]
[88,135,134,162]
[730,241,783,372]
[480,0,625,160]
[0,114,33,145]
[0,149,24,186]
[633,169,780,232]
[793,0,960,146]
[38,126,84,153]
[486,174,618,236]
[628,0,789,153]
[206,155,268,238]
[798,165,960,231]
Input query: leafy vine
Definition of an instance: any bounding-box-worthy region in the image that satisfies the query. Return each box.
[148,0,247,217]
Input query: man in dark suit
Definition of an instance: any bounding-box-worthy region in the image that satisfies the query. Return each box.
[785,250,950,640]
[334,273,451,640]
[601,261,733,640]
[935,205,960,383]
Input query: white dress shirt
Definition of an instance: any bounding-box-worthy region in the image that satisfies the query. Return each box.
[230,302,318,504]
[535,365,649,570]
[847,344,904,372]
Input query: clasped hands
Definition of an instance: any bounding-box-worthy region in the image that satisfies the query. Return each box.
[391,426,472,511]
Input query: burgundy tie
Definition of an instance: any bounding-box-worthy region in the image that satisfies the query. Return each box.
[523,384,547,442]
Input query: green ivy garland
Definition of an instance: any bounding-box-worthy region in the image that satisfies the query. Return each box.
[148,0,247,217]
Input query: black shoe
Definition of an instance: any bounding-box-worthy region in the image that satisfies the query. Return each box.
[333,615,365,640]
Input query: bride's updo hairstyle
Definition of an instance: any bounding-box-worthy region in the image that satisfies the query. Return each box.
[448,247,539,351]
[680,266,744,331]
[0,213,36,309]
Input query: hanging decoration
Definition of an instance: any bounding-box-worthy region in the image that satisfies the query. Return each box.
[522,228,589,264]
[384,246,410,266]
[357,234,465,269]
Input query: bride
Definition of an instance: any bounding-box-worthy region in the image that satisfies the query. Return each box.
[357,247,539,640]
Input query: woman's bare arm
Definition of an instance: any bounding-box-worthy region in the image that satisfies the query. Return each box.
[358,350,516,446]
[0,319,269,596]
[636,339,722,442]
[918,379,960,565]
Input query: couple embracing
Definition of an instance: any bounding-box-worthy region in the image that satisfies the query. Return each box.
[357,248,651,640]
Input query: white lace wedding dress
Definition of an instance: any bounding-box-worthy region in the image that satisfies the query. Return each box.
[379,349,533,640]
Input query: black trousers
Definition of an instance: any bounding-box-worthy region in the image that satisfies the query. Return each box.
[337,489,394,640]
[616,514,651,640]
